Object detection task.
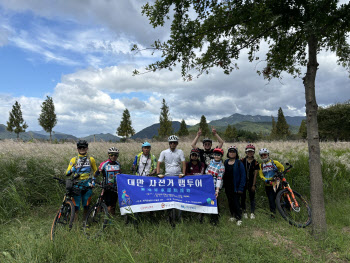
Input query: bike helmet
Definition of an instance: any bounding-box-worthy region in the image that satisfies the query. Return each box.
[202,138,212,144]
[108,147,119,154]
[227,145,239,158]
[259,148,269,162]
[245,144,255,152]
[168,135,179,142]
[77,140,88,148]
[213,147,224,156]
[190,148,200,157]
[142,141,151,148]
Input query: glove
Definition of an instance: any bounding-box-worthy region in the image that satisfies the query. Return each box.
[71,166,77,173]
[265,180,272,185]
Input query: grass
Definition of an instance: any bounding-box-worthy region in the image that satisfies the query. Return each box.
[0,140,350,262]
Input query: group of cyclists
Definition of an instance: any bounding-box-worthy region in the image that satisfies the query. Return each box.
[65,127,285,226]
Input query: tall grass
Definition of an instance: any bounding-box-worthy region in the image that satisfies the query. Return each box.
[0,140,350,262]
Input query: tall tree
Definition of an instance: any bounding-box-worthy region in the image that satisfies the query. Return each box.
[276,107,291,139]
[199,115,210,137]
[117,109,135,138]
[270,116,277,139]
[318,101,350,141]
[298,120,307,140]
[158,99,173,137]
[138,0,350,236]
[38,96,57,142]
[224,124,237,142]
[178,119,189,136]
[7,101,28,139]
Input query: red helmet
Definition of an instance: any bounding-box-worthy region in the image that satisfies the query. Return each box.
[245,144,255,152]
[190,148,200,157]
[213,147,224,156]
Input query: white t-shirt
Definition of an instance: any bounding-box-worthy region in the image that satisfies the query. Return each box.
[137,154,152,176]
[158,148,185,176]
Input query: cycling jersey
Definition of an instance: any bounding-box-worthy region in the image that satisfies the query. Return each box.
[259,159,284,185]
[66,154,97,180]
[99,159,121,185]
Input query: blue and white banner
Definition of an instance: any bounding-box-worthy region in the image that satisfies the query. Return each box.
[117,174,218,215]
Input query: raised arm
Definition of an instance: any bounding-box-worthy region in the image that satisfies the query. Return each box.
[212,126,224,148]
[191,128,202,148]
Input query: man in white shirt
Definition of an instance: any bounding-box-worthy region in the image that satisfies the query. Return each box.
[157,135,186,177]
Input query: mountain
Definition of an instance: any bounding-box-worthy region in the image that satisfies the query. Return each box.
[209,113,305,127]
[81,133,120,142]
[132,121,184,139]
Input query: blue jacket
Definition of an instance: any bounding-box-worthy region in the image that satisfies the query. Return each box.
[224,159,246,192]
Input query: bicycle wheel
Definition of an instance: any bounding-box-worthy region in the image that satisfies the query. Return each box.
[50,200,75,241]
[83,202,109,238]
[276,189,312,228]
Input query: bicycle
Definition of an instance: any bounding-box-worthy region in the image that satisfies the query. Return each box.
[271,163,312,228]
[50,176,89,241]
[83,182,117,238]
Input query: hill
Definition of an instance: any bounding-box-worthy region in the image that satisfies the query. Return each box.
[81,133,120,142]
[132,121,185,139]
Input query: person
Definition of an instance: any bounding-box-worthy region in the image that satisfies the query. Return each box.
[240,144,259,219]
[185,148,205,175]
[258,148,285,218]
[157,135,186,225]
[157,135,186,177]
[223,146,246,226]
[191,127,224,167]
[205,147,225,225]
[66,140,98,221]
[132,142,157,176]
[96,147,121,215]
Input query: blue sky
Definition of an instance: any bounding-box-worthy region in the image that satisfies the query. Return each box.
[0,1,349,137]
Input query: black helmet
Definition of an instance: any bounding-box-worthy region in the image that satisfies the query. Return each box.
[77,140,88,148]
[202,138,212,144]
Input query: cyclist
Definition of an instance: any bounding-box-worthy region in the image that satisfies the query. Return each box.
[258,148,285,218]
[205,147,225,225]
[66,140,98,221]
[95,147,121,215]
[185,148,205,175]
[223,146,246,226]
[157,135,186,177]
[191,127,224,167]
[240,144,259,219]
[157,135,186,224]
[132,142,157,176]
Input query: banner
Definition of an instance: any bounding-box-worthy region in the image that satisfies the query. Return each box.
[117,174,218,215]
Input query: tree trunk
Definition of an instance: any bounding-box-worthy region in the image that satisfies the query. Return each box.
[303,35,327,238]
[50,131,52,143]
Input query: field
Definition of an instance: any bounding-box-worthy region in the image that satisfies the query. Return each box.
[0,140,350,262]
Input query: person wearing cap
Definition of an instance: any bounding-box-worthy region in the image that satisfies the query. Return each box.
[95,147,121,215]
[132,142,157,176]
[157,135,186,177]
[205,147,225,225]
[240,144,259,219]
[191,127,224,167]
[185,148,205,175]
[223,146,246,226]
[66,140,98,221]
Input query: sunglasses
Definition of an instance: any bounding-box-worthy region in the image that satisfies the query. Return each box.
[191,153,199,157]
[78,147,87,150]
[109,153,119,157]
[213,153,222,157]
[169,142,178,145]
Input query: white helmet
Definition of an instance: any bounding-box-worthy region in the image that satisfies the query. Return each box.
[259,148,269,162]
[259,148,269,155]
[108,147,119,154]
[168,135,179,142]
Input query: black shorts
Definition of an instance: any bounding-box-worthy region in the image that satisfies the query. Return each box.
[103,189,118,207]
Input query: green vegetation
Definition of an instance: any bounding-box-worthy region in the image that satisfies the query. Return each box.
[6,101,28,139]
[177,119,189,136]
[0,142,350,262]
[158,99,173,138]
[199,115,210,138]
[117,109,135,139]
[38,96,57,142]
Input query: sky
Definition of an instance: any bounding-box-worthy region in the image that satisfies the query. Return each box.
[0,0,349,137]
